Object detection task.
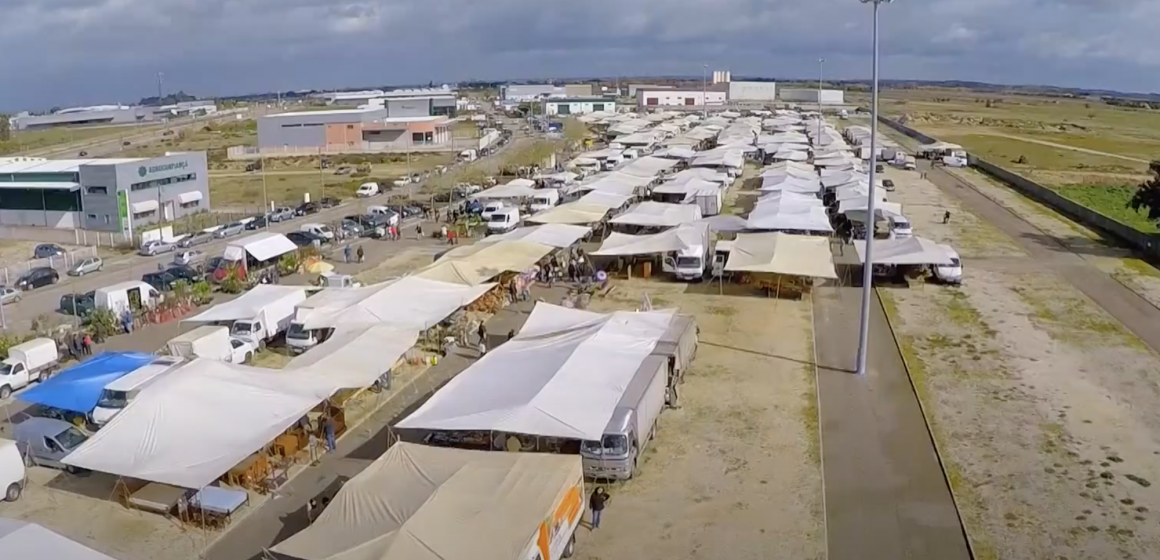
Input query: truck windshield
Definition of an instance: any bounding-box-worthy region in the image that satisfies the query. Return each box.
[0,363,11,377]
[286,323,310,340]
[231,322,254,335]
[97,389,129,409]
[582,434,629,456]
[56,427,88,450]
[676,256,702,268]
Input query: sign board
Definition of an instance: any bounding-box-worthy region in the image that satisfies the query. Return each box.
[137,161,190,178]
[117,190,131,236]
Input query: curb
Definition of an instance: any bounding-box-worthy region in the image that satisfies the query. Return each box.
[874,287,979,560]
[808,292,830,560]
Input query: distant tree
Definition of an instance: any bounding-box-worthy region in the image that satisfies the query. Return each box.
[1127,160,1160,222]
[0,114,9,141]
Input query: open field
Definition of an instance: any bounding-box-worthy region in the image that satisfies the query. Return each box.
[879,163,1160,560]
[0,124,160,156]
[118,119,257,161]
[576,278,824,560]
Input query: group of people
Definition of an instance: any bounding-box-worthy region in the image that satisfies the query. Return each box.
[539,247,592,287]
[342,244,365,264]
[62,331,93,360]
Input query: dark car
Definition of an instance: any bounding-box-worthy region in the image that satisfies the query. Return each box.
[296,202,320,216]
[166,265,202,283]
[245,216,268,230]
[141,271,179,292]
[16,267,59,290]
[33,244,66,259]
[319,197,340,208]
[285,231,325,247]
[60,292,96,317]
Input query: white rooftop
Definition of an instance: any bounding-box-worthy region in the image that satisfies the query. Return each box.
[0,158,145,175]
[265,108,381,118]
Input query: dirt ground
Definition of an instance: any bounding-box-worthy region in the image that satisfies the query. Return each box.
[880,167,1160,560]
[573,278,824,560]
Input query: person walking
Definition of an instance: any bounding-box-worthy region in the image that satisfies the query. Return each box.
[589,487,609,529]
[416,224,423,240]
[343,244,353,264]
[323,414,337,453]
[477,322,487,346]
[356,245,365,263]
[943,210,952,224]
[306,498,319,524]
[82,333,92,356]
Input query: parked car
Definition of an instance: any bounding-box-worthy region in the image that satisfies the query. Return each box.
[33,244,65,259]
[881,179,895,192]
[401,205,424,218]
[141,271,179,292]
[339,219,364,238]
[244,216,268,230]
[165,265,202,284]
[59,292,96,316]
[267,207,296,222]
[296,202,320,216]
[138,239,176,256]
[12,417,88,473]
[229,337,259,364]
[393,176,411,187]
[285,231,322,248]
[319,197,340,208]
[67,257,103,276]
[16,268,58,290]
[177,232,213,248]
[214,222,246,238]
[355,183,379,197]
[0,287,22,306]
[173,250,206,268]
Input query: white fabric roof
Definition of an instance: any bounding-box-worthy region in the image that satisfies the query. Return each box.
[287,325,418,389]
[852,237,956,266]
[578,190,632,209]
[270,443,582,560]
[482,224,590,248]
[618,156,679,178]
[593,223,709,256]
[839,200,903,218]
[186,285,306,323]
[724,232,837,278]
[760,175,823,194]
[63,359,337,488]
[416,241,553,287]
[526,202,610,225]
[397,304,675,440]
[0,519,118,560]
[469,184,538,199]
[653,177,722,195]
[298,277,493,331]
[177,191,204,204]
[224,232,298,262]
[610,201,701,227]
[747,201,833,232]
[772,149,809,162]
[668,168,731,185]
[691,151,744,169]
[130,199,158,213]
[654,146,697,160]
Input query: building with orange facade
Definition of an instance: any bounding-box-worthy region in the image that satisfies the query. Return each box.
[256,108,452,153]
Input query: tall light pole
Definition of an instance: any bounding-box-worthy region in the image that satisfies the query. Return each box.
[855,0,891,376]
[702,64,709,119]
[818,57,826,140]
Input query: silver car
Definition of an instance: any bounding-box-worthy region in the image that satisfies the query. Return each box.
[0,287,22,305]
[178,232,213,248]
[213,222,246,238]
[173,250,206,268]
[267,207,296,222]
[67,257,103,276]
[137,239,176,256]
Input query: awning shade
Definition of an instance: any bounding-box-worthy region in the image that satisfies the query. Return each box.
[482,224,590,248]
[186,285,306,323]
[852,237,956,266]
[526,203,610,225]
[177,190,204,204]
[223,232,298,262]
[287,325,418,389]
[469,184,538,200]
[0,519,119,560]
[724,232,837,278]
[397,304,675,440]
[610,201,702,228]
[617,156,679,178]
[130,199,158,213]
[18,352,157,413]
[270,443,583,560]
[416,240,553,286]
[593,223,708,256]
[746,201,832,232]
[297,276,493,331]
[653,177,722,195]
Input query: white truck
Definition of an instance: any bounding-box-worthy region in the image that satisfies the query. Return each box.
[663,226,713,282]
[0,339,60,399]
[92,356,187,426]
[94,281,162,316]
[487,207,521,235]
[580,355,668,480]
[229,289,306,349]
[458,149,478,162]
[165,325,257,363]
[285,307,335,355]
[530,190,560,213]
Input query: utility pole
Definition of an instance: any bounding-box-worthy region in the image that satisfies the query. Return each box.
[702,65,709,118]
[818,58,826,140]
[260,154,270,223]
[156,72,164,101]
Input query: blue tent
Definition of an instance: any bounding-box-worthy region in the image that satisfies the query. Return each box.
[18,352,157,414]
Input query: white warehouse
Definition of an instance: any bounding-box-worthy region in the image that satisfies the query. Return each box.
[543,98,617,116]
[637,88,727,109]
[728,81,778,101]
[780,89,845,105]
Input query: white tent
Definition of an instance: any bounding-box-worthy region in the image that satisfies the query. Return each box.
[724,232,837,278]
[287,325,418,389]
[396,304,675,440]
[772,148,810,162]
[63,359,337,488]
[482,224,590,248]
[747,201,833,232]
[618,156,680,178]
[756,191,822,206]
[0,519,119,560]
[839,200,903,218]
[691,151,744,169]
[760,175,823,194]
[654,146,697,160]
[469,183,538,200]
[593,223,709,256]
[835,186,887,203]
[610,201,702,228]
[616,131,660,146]
[298,276,493,331]
[269,443,582,560]
[416,240,553,287]
[695,214,749,233]
[668,168,731,185]
[653,177,722,195]
[526,203,611,225]
[852,237,956,266]
[222,232,298,263]
[185,285,306,323]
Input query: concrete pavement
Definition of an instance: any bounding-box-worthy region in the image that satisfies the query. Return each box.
[813,281,972,560]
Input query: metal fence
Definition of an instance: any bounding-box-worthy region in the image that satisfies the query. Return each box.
[0,246,99,286]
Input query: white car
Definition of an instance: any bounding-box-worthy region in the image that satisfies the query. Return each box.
[0,287,21,306]
[393,176,411,187]
[67,257,103,276]
[934,246,963,285]
[173,250,205,267]
[228,337,258,364]
[355,183,380,197]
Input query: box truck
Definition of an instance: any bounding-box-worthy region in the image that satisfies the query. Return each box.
[93,281,162,316]
[581,355,668,480]
[0,338,60,399]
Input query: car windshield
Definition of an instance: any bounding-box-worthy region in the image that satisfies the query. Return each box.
[0,363,11,376]
[230,339,246,349]
[97,389,129,409]
[55,427,88,450]
[676,256,701,268]
[286,324,310,339]
[231,322,254,335]
[950,258,962,267]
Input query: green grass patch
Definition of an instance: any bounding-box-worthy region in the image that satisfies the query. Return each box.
[939,134,1143,174]
[1011,281,1147,351]
[1047,184,1158,233]
[0,124,158,156]
[1118,257,1160,279]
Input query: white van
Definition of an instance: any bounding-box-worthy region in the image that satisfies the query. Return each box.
[888,216,913,239]
[355,182,380,197]
[366,206,400,226]
[487,207,521,235]
[530,190,560,212]
[933,245,963,285]
[300,223,334,240]
[480,201,509,221]
[93,281,161,316]
[0,438,25,502]
[91,357,185,426]
[622,148,641,160]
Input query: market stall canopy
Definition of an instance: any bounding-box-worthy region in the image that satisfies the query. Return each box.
[223,232,298,263]
[610,201,702,228]
[62,359,337,489]
[270,443,582,560]
[0,518,120,560]
[578,190,632,209]
[618,156,680,178]
[17,352,157,414]
[839,200,903,218]
[287,325,418,389]
[724,232,837,278]
[416,240,553,287]
[469,183,538,200]
[297,276,493,331]
[654,146,697,160]
[526,202,611,225]
[746,201,833,233]
[756,191,822,206]
[653,177,722,195]
[397,304,675,440]
[852,237,956,266]
[771,149,810,162]
[694,214,749,233]
[186,285,307,323]
[835,186,887,204]
[668,168,731,185]
[760,175,823,194]
[482,224,590,248]
[593,223,709,256]
[691,151,744,169]
[568,157,600,167]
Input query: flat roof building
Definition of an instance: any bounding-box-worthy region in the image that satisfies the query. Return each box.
[11,101,218,131]
[780,89,845,105]
[502,84,568,102]
[543,98,617,116]
[0,153,210,232]
[258,108,452,153]
[310,87,457,116]
[637,87,728,109]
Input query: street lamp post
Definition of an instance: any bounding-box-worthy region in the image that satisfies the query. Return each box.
[702,64,709,119]
[855,0,891,376]
[818,57,826,140]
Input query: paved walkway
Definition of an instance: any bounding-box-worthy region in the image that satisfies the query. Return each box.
[927,164,1160,354]
[813,281,971,560]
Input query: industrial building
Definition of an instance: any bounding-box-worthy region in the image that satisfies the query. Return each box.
[311,87,458,116]
[627,84,673,97]
[728,81,778,101]
[0,153,210,232]
[501,84,567,102]
[257,108,452,152]
[637,86,728,109]
[780,89,846,105]
[543,98,617,116]
[11,101,218,131]
[712,70,732,84]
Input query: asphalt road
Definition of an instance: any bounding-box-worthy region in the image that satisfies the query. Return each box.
[1,130,533,333]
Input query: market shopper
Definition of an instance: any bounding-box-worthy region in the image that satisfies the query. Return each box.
[356,245,365,263]
[589,487,609,529]
[323,414,337,453]
[343,244,353,263]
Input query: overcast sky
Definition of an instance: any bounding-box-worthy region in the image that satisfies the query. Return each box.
[1,0,1157,111]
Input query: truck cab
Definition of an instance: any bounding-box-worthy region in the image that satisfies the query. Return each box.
[0,338,59,400]
[580,356,668,480]
[230,319,268,348]
[480,201,508,221]
[487,208,521,235]
[664,243,711,282]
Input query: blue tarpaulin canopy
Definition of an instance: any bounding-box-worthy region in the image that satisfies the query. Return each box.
[18,352,156,414]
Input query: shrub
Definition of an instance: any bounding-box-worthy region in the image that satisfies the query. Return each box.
[85,308,119,342]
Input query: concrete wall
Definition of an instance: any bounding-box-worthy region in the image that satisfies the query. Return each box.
[386,99,431,119]
[638,91,727,108]
[0,210,78,228]
[780,89,845,104]
[78,164,121,231]
[728,81,777,101]
[258,109,387,148]
[545,100,616,116]
[878,115,1160,259]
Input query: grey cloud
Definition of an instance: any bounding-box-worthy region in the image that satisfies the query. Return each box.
[0,0,1156,110]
